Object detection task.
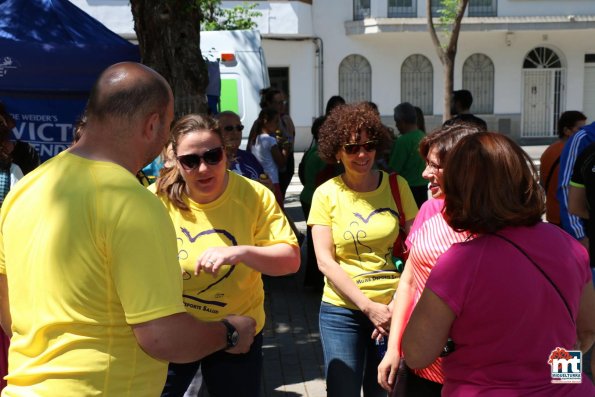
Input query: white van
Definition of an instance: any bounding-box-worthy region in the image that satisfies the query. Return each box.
[200,30,270,148]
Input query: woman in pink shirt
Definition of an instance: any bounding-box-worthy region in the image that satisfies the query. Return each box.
[378,123,481,396]
[403,132,595,396]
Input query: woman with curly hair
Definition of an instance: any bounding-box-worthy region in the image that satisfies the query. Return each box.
[403,132,595,396]
[153,114,300,396]
[307,102,418,397]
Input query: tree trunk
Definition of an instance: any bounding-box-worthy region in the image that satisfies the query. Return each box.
[130,0,208,118]
[443,56,454,122]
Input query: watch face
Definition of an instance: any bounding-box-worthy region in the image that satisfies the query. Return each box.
[231,330,239,347]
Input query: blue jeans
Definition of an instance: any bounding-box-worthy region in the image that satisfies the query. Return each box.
[161,332,263,397]
[319,302,386,397]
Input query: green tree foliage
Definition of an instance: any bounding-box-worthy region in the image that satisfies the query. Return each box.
[200,1,261,31]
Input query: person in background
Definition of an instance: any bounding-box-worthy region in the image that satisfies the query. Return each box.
[568,140,595,382]
[378,123,480,396]
[308,102,418,397]
[258,88,295,199]
[558,120,595,250]
[0,102,40,175]
[443,89,487,132]
[153,114,300,396]
[414,106,426,133]
[248,107,287,206]
[299,96,346,290]
[0,62,256,395]
[540,111,586,227]
[402,132,595,396]
[388,102,428,208]
[216,110,266,182]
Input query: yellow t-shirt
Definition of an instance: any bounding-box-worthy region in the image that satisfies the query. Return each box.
[154,171,297,333]
[308,172,418,310]
[0,151,186,396]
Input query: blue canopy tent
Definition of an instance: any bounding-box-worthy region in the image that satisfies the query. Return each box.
[0,0,139,161]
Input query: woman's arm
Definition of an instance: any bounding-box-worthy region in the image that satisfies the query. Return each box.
[312,224,391,333]
[377,261,416,391]
[195,243,300,277]
[402,288,455,369]
[576,280,595,353]
[271,144,287,169]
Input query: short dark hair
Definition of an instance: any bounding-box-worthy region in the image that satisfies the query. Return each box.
[557,110,586,139]
[443,132,545,234]
[453,89,473,110]
[394,102,417,125]
[419,122,483,164]
[317,102,392,164]
[325,95,346,116]
[259,87,283,109]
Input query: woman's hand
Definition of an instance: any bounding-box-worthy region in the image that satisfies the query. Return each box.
[195,246,242,276]
[377,347,401,392]
[363,301,391,335]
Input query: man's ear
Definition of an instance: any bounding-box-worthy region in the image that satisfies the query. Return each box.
[142,112,161,141]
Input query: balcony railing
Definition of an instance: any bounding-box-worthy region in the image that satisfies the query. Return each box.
[468,0,497,17]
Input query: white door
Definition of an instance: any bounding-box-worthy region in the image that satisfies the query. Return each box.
[584,66,595,122]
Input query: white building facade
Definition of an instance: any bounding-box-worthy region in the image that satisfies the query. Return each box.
[71,0,595,149]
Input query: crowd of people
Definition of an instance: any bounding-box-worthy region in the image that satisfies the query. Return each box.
[0,63,593,397]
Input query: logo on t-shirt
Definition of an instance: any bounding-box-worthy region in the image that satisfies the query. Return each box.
[548,347,582,384]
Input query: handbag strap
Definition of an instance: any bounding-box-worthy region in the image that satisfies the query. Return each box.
[389,173,406,229]
[492,233,574,324]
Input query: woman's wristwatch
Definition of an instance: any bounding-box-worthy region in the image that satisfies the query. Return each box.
[221,319,239,350]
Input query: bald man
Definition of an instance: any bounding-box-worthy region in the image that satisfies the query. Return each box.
[0,62,255,396]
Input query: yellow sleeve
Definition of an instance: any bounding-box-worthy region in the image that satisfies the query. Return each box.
[397,175,419,221]
[254,183,298,247]
[307,183,332,226]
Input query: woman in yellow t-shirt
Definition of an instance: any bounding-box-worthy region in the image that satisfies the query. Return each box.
[153,114,300,397]
[307,102,418,397]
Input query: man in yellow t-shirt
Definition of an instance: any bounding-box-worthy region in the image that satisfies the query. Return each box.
[0,62,256,396]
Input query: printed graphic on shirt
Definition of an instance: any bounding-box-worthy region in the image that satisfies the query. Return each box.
[548,347,582,384]
[178,226,238,313]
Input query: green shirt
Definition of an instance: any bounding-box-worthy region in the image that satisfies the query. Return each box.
[388,129,426,187]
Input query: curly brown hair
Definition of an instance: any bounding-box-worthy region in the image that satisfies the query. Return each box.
[443,132,545,234]
[317,102,392,164]
[155,114,231,211]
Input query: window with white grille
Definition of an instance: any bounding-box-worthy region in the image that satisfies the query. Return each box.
[388,0,416,18]
[462,53,494,114]
[339,54,372,103]
[468,0,497,17]
[401,54,433,115]
[353,0,370,20]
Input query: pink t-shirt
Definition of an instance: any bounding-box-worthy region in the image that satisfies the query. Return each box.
[427,223,594,397]
[406,198,470,383]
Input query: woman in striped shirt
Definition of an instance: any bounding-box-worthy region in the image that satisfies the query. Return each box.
[377,122,481,396]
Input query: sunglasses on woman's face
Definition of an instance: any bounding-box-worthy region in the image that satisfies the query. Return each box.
[177,147,224,170]
[342,140,378,155]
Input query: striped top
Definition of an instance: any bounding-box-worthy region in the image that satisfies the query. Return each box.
[405,198,469,384]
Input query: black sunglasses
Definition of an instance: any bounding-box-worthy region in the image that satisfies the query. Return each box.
[223,124,244,132]
[177,147,224,170]
[343,140,378,155]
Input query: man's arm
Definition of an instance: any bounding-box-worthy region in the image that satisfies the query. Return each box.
[132,313,256,363]
[0,275,11,337]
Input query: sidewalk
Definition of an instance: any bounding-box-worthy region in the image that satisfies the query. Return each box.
[261,156,327,397]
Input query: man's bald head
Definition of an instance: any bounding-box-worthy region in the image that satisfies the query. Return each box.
[86,62,172,124]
